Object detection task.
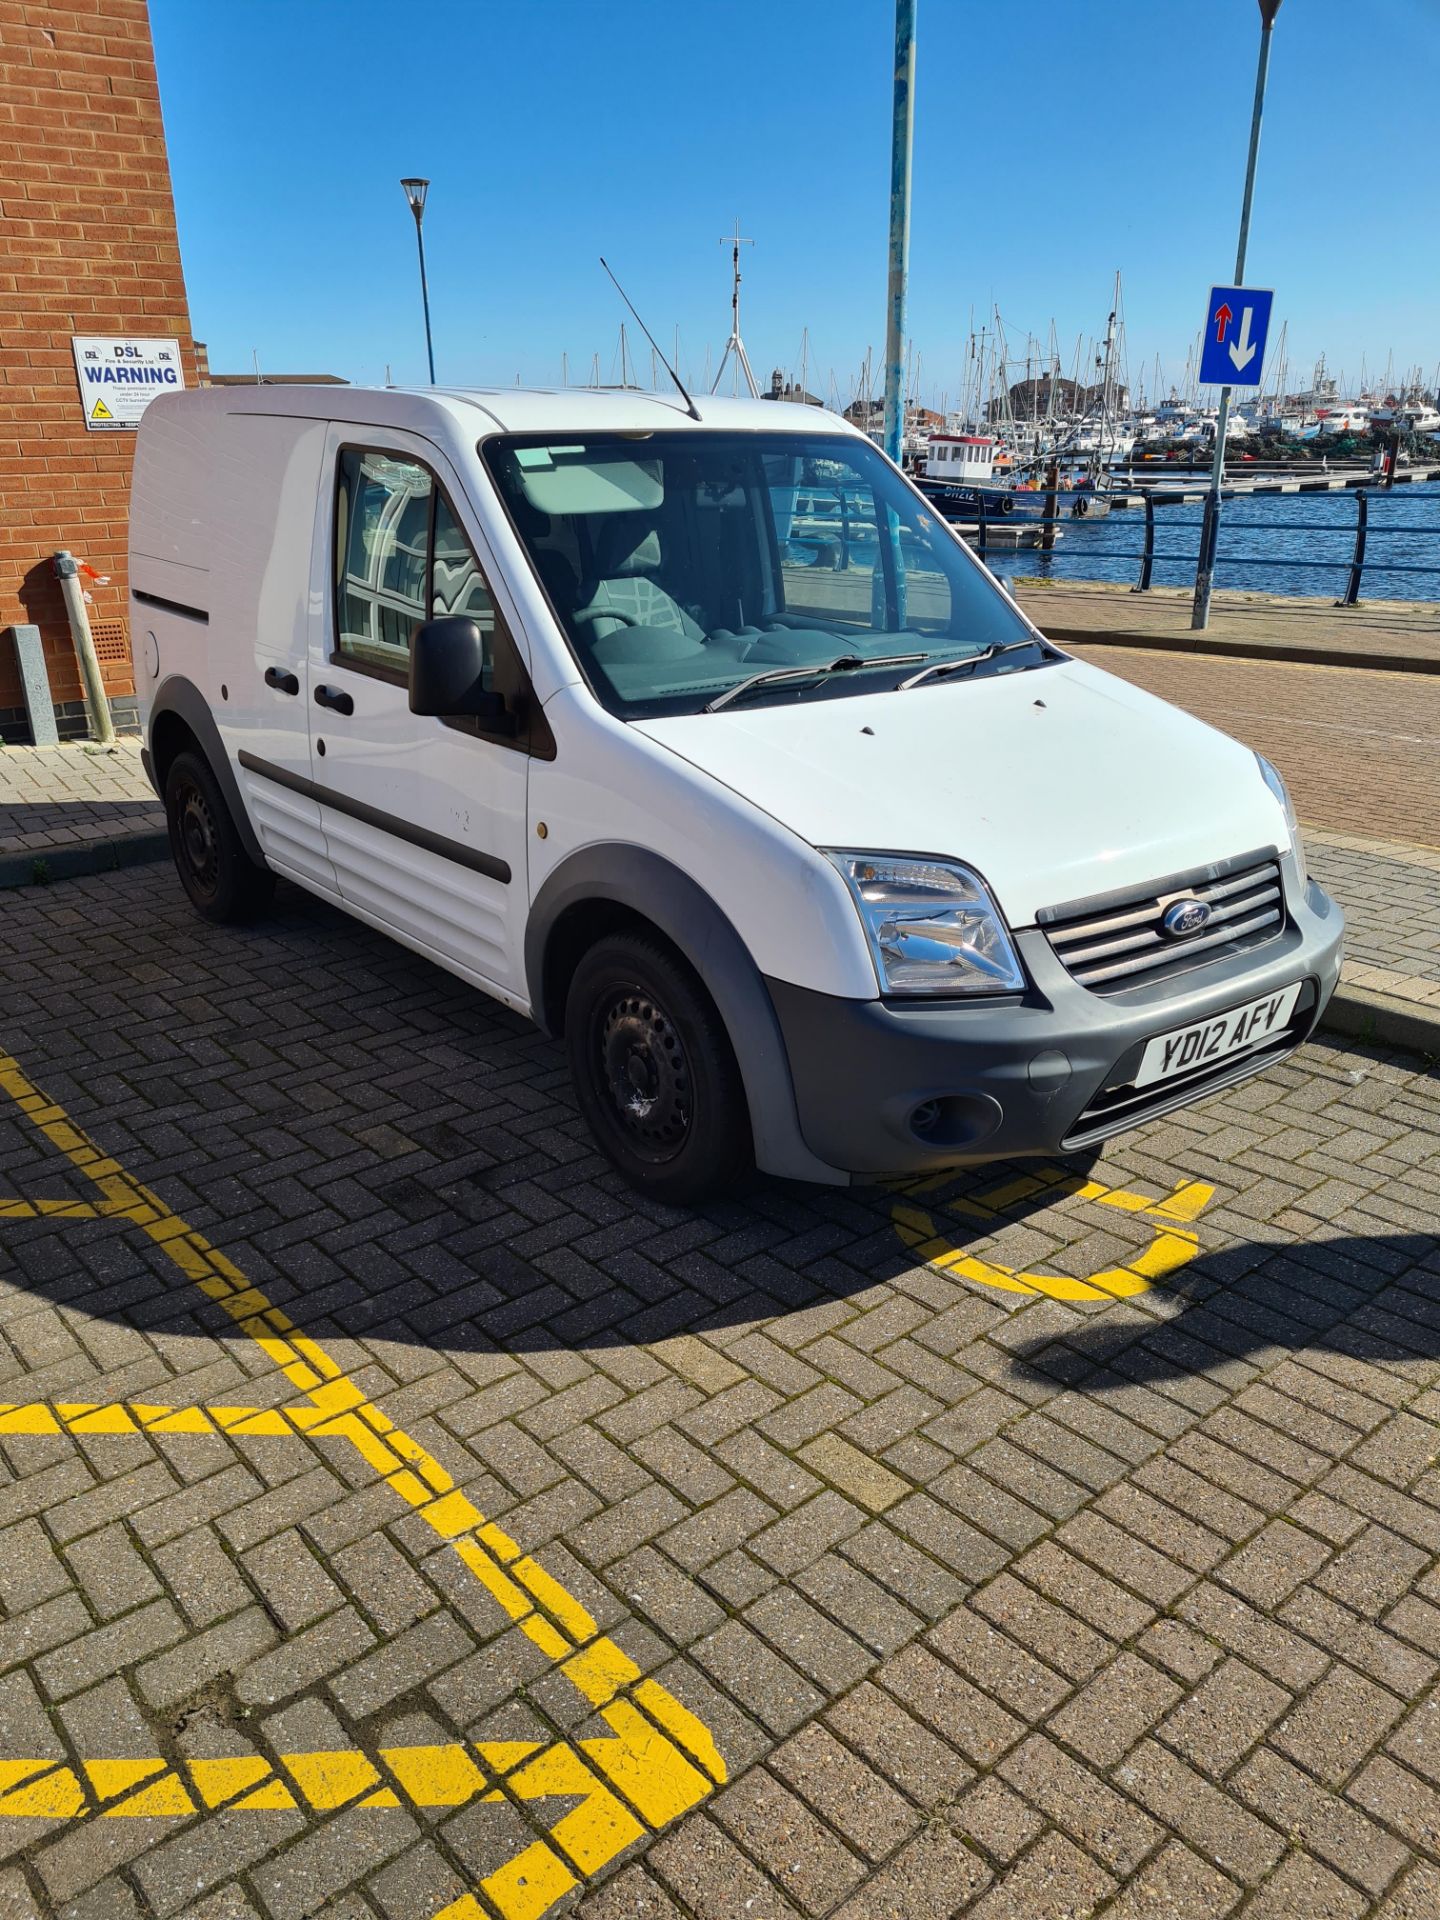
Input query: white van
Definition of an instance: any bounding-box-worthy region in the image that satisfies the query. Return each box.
[129,386,1343,1201]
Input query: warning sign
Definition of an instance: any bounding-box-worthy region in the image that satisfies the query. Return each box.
[71,336,185,431]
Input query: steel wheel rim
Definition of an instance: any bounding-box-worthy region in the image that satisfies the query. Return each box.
[595,988,692,1160]
[176,781,219,898]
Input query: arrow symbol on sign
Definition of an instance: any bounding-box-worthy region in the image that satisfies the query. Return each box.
[1213,302,1233,343]
[1228,306,1257,372]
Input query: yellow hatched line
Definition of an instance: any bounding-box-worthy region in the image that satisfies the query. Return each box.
[0,1401,313,1438]
[0,1052,726,1920]
[0,1726,705,1914]
[889,1167,1215,1301]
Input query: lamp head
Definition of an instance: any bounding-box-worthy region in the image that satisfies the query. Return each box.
[400,177,430,220]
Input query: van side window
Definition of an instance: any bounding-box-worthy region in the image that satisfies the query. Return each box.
[431,492,496,688]
[336,449,432,675]
[333,448,509,694]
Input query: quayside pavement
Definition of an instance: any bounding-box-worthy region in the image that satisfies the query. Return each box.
[1014,581,1440,675]
[0,863,1437,1919]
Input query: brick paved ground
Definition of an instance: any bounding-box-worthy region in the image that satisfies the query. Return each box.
[1306,835,1440,1013]
[0,864,1437,1919]
[0,742,161,878]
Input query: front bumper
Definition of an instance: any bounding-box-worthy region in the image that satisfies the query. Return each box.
[766,874,1344,1177]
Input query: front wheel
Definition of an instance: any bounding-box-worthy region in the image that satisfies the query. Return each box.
[564,933,752,1204]
[164,749,274,923]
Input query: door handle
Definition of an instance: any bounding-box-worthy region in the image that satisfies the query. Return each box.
[314,684,355,716]
[264,666,300,696]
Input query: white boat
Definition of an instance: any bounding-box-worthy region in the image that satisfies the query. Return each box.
[1373,400,1440,438]
[1303,402,1370,439]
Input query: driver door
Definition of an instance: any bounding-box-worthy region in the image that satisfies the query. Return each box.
[310,427,533,1001]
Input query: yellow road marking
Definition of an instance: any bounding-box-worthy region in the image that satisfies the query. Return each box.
[0,1737,656,1819]
[891,1165,1215,1301]
[0,1401,322,1438]
[0,1052,726,1918]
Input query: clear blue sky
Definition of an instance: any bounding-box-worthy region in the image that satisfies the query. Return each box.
[151,0,1439,406]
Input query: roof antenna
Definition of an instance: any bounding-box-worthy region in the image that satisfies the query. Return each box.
[599,258,701,421]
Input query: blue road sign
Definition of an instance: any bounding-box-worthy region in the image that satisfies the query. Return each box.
[1198,286,1274,389]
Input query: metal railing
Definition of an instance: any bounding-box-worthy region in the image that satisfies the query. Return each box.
[971,485,1440,606]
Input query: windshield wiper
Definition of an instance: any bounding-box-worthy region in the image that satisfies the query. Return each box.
[896,637,1047,691]
[705,653,925,714]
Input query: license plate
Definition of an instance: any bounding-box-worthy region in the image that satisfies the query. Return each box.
[1134,982,1303,1089]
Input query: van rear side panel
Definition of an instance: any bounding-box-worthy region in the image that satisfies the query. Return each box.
[130,399,216,736]
[130,396,333,890]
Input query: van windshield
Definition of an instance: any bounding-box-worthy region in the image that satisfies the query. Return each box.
[483,430,1037,718]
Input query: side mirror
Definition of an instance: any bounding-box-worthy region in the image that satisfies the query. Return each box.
[409,616,514,731]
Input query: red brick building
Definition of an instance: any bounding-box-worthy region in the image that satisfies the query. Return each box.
[0,0,199,740]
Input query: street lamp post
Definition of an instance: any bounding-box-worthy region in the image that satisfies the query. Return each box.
[400,177,436,384]
[882,0,917,467]
[1192,0,1282,630]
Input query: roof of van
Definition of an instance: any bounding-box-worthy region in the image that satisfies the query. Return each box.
[154,383,861,439]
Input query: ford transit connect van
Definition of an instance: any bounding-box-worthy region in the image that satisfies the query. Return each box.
[129,386,1343,1202]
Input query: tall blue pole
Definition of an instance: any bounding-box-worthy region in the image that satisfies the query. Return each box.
[882,0,916,466]
[1191,0,1281,628]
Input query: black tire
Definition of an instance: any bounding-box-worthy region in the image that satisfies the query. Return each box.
[163,748,274,923]
[564,932,752,1204]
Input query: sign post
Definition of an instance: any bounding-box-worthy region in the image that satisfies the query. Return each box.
[1191,0,1283,630]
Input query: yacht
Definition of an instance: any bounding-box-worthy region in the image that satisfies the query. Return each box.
[1302,403,1370,438]
[1373,398,1440,439]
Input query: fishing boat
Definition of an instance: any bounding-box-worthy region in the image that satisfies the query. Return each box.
[913,433,1047,520]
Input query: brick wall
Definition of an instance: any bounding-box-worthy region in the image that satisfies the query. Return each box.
[0,0,198,740]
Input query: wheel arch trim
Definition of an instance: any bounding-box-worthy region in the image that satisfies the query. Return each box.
[527,844,843,1186]
[149,675,266,867]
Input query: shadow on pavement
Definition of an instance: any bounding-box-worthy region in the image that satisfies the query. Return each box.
[0,871,1435,1374]
[1004,1227,1440,1388]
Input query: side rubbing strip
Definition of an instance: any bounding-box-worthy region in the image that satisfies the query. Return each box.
[131,589,209,624]
[237,751,511,885]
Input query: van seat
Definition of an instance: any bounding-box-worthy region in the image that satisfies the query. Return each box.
[574,516,704,641]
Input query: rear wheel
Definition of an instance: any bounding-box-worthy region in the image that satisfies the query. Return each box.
[564,932,751,1204]
[164,749,274,923]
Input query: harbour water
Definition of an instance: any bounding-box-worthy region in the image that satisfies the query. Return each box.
[1010,479,1440,601]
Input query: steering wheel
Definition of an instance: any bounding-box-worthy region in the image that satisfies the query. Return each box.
[572,605,639,629]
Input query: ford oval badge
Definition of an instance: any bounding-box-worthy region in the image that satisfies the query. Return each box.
[1162,898,1212,939]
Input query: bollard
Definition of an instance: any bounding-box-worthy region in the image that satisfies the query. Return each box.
[1040,458,1059,555]
[53,552,116,747]
[5,624,59,745]
[1191,492,1222,625]
[1337,488,1368,607]
[1133,491,1156,592]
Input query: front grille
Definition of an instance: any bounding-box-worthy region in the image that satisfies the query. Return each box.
[1042,852,1285,995]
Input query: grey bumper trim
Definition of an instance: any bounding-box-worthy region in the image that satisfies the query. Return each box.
[766,877,1345,1177]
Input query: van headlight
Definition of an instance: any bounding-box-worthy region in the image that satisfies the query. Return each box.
[825,852,1025,995]
[1256,755,1307,889]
